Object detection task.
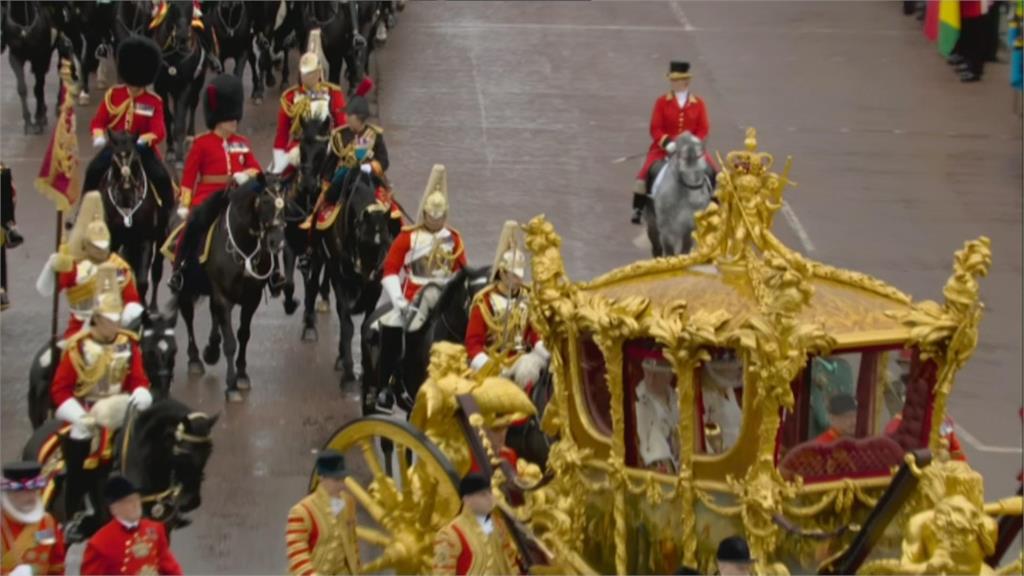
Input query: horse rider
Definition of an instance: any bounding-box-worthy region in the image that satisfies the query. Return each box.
[1,461,66,576]
[81,475,182,575]
[631,60,711,225]
[432,473,520,576]
[1,163,23,311]
[50,264,154,539]
[270,52,348,175]
[285,451,360,576]
[84,36,175,217]
[301,79,404,236]
[167,73,270,294]
[35,191,142,341]
[465,221,549,390]
[148,0,222,73]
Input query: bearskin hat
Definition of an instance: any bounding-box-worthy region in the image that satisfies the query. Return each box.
[117,36,162,87]
[204,74,245,130]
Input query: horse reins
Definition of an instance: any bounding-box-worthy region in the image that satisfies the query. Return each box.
[216,2,246,39]
[106,152,150,228]
[224,188,284,281]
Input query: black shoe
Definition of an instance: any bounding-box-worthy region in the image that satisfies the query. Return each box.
[948,54,965,66]
[167,269,184,293]
[631,208,643,225]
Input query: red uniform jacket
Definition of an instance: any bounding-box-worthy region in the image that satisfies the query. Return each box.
[181,131,261,208]
[884,414,966,461]
[81,518,182,575]
[274,83,347,151]
[382,227,467,301]
[464,287,539,363]
[58,256,140,339]
[637,92,709,179]
[1,511,65,575]
[50,334,149,408]
[469,446,519,475]
[90,86,166,149]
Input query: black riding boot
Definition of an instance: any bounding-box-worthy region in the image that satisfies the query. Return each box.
[138,147,175,211]
[168,220,201,293]
[62,436,93,541]
[82,147,113,193]
[374,325,404,414]
[631,193,647,225]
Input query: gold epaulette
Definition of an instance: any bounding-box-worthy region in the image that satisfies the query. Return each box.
[117,329,140,342]
[320,81,343,92]
[280,86,301,115]
[400,224,422,232]
[367,124,383,135]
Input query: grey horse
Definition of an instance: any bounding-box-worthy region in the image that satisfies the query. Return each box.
[644,132,715,257]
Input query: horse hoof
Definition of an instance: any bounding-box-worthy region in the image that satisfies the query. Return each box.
[225,389,244,403]
[203,346,221,366]
[283,298,298,315]
[236,375,251,391]
[301,327,318,342]
[188,360,205,376]
[77,92,90,106]
[252,96,263,106]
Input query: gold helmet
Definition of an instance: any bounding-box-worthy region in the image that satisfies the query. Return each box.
[490,220,527,282]
[417,164,449,223]
[92,263,123,323]
[67,191,110,260]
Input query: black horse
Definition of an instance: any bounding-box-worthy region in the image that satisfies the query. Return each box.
[361,266,491,416]
[23,398,216,543]
[292,1,372,91]
[313,167,393,384]
[177,177,287,402]
[249,0,287,90]
[99,131,172,309]
[206,1,264,104]
[148,1,209,165]
[1,2,57,134]
[281,111,332,323]
[57,0,115,105]
[27,310,179,430]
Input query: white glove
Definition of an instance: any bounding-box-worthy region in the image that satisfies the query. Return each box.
[510,348,549,389]
[121,302,145,329]
[360,163,372,174]
[89,394,131,430]
[130,387,154,411]
[93,135,107,148]
[381,275,407,312]
[35,255,57,297]
[136,136,149,147]
[176,206,189,220]
[470,352,490,372]
[55,398,93,440]
[9,564,33,576]
[232,172,251,186]
[271,149,288,174]
[665,141,677,154]
[286,146,301,168]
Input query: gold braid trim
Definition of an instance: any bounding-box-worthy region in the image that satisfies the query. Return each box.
[67,330,138,397]
[329,127,378,169]
[103,87,134,132]
[281,87,311,139]
[473,285,531,367]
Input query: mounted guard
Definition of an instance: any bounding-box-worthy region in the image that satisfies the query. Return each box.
[630,60,712,225]
[167,73,267,294]
[49,263,154,539]
[270,51,347,175]
[83,36,175,218]
[35,192,142,340]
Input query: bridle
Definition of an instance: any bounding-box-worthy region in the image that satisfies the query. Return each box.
[345,172,390,282]
[225,184,286,280]
[105,143,149,228]
[216,1,246,40]
[291,116,332,219]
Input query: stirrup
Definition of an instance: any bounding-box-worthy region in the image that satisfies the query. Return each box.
[167,269,184,293]
[374,389,395,415]
[299,216,313,230]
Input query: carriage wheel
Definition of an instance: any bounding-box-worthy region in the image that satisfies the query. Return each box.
[312,416,461,574]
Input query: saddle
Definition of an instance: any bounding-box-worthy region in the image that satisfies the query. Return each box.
[159,216,221,264]
[313,202,342,231]
[645,159,667,196]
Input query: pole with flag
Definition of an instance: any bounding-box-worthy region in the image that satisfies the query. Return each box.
[34,57,81,361]
[937,0,962,57]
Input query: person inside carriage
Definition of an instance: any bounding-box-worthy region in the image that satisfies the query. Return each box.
[49,264,154,541]
[270,52,348,176]
[630,60,713,225]
[167,74,275,294]
[465,221,549,391]
[82,36,175,218]
[1,461,67,576]
[35,192,142,341]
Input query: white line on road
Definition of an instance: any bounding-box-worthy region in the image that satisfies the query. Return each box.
[669,2,696,32]
[780,201,816,253]
[954,424,1024,455]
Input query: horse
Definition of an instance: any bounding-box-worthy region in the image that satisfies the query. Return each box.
[281,110,332,322]
[644,132,715,257]
[57,0,115,105]
[177,176,287,402]
[360,266,491,416]
[149,1,209,165]
[1,2,57,134]
[113,0,152,45]
[99,130,172,309]
[312,167,393,384]
[247,0,283,90]
[22,398,216,543]
[27,310,179,430]
[206,1,264,104]
[296,0,371,91]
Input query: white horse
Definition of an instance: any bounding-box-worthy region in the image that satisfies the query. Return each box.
[644,132,715,257]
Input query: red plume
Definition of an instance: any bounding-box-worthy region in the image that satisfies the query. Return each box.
[206,84,218,111]
[355,76,374,98]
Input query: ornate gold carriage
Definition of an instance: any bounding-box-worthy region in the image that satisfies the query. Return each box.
[314,129,1022,575]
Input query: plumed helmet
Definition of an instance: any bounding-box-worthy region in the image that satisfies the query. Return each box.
[417,164,449,222]
[67,191,109,260]
[299,51,321,76]
[203,74,244,130]
[117,36,162,87]
[490,221,527,282]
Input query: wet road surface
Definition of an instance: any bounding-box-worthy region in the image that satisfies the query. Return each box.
[1,2,1021,572]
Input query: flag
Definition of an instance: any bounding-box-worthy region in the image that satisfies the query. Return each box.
[924,0,939,42]
[938,0,962,57]
[35,60,80,212]
[1011,0,1023,90]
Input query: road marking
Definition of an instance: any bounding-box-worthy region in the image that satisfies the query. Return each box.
[467,50,493,170]
[669,2,696,31]
[780,200,816,253]
[954,423,1023,455]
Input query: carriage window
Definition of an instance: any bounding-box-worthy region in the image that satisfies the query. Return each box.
[624,342,679,473]
[579,333,612,436]
[696,349,745,455]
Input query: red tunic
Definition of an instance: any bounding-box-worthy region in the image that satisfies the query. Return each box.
[57,256,140,339]
[81,518,182,575]
[274,83,347,151]
[382,227,467,301]
[884,414,966,461]
[89,86,166,149]
[464,287,539,363]
[637,92,710,179]
[1,511,65,575]
[469,446,519,474]
[813,427,842,445]
[180,131,261,208]
[50,335,149,408]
